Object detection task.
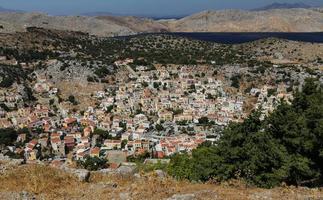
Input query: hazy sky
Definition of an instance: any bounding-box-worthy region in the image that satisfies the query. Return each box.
[0,0,322,16]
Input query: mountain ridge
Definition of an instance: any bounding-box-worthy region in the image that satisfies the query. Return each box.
[0,7,322,36]
[0,6,23,13]
[252,2,312,11]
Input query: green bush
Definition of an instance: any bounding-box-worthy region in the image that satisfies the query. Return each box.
[77,156,107,171]
[0,128,18,147]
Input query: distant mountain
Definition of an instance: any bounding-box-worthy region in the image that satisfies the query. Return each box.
[165,8,323,32]
[0,8,323,36]
[81,12,124,17]
[81,12,185,20]
[0,6,22,13]
[252,2,312,11]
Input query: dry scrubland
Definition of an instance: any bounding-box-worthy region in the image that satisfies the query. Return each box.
[0,165,322,200]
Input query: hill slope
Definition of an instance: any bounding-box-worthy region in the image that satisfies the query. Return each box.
[0,8,323,36]
[164,9,323,32]
[0,164,322,200]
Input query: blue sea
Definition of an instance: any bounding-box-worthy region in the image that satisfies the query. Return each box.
[162,32,323,44]
[121,32,323,44]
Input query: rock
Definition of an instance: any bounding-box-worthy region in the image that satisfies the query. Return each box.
[154,170,167,178]
[119,192,131,200]
[0,191,39,200]
[116,166,136,176]
[98,168,113,174]
[167,194,196,200]
[8,159,24,166]
[61,166,90,182]
[249,191,272,200]
[90,182,118,190]
[72,169,90,182]
[0,154,24,173]
[0,154,24,165]
[133,173,141,179]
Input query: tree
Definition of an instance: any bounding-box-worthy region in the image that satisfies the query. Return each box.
[0,128,18,148]
[155,124,165,132]
[230,75,241,89]
[142,82,149,88]
[93,128,110,140]
[68,95,78,105]
[167,153,193,180]
[198,117,209,125]
[0,77,14,88]
[77,156,107,171]
[153,82,160,89]
[121,140,128,149]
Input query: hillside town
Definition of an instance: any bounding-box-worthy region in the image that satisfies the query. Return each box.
[1,53,321,172]
[1,0,323,198]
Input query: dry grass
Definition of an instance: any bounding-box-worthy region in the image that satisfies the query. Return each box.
[0,165,78,197]
[0,165,323,200]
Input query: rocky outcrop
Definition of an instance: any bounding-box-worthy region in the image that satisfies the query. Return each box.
[115,165,137,175]
[0,154,24,173]
[60,165,90,182]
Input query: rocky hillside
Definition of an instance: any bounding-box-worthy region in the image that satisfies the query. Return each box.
[0,8,323,36]
[165,9,323,32]
[0,163,322,200]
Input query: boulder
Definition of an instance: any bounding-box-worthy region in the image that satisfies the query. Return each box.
[7,159,24,166]
[98,168,114,174]
[116,165,136,176]
[71,169,90,182]
[61,166,90,182]
[119,192,131,200]
[154,170,167,178]
[167,194,196,200]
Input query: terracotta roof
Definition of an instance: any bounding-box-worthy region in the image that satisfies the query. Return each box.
[51,138,61,144]
[90,147,100,155]
[65,118,77,124]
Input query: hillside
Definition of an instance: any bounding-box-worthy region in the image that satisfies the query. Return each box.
[0,164,322,200]
[165,9,323,32]
[0,26,322,200]
[0,8,323,36]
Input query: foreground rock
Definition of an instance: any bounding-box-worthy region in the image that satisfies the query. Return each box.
[60,166,90,182]
[167,194,196,200]
[0,154,24,173]
[116,165,137,176]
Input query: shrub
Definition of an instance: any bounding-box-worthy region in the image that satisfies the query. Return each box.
[77,156,107,171]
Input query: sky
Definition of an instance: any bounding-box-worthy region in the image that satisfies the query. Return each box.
[0,0,322,17]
